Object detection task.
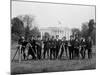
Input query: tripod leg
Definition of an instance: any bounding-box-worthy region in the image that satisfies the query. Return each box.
[58,44,62,58]
[18,46,22,63]
[11,47,19,62]
[30,46,37,57]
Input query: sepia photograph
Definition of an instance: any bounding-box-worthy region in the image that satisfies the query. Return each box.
[11,0,96,74]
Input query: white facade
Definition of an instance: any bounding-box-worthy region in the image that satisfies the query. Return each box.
[39,27,72,40]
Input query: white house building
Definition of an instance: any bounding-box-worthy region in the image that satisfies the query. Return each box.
[39,26,72,40]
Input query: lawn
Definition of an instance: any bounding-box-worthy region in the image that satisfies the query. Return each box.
[11,44,96,74]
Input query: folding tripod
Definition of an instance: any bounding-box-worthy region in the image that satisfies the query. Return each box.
[11,45,22,63]
[58,42,68,58]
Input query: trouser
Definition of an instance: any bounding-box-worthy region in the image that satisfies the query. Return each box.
[21,46,26,60]
[56,46,60,58]
[50,48,56,59]
[68,46,74,59]
[37,46,42,59]
[87,48,92,59]
[43,47,49,59]
[53,48,56,59]
[74,47,79,58]
[80,47,86,59]
[65,46,68,57]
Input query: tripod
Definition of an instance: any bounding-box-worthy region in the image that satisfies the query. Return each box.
[11,45,22,63]
[58,43,68,58]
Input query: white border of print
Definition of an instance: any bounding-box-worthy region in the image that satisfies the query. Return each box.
[0,0,98,75]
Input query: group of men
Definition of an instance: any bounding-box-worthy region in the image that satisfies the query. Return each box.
[18,35,93,60]
[68,35,92,59]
